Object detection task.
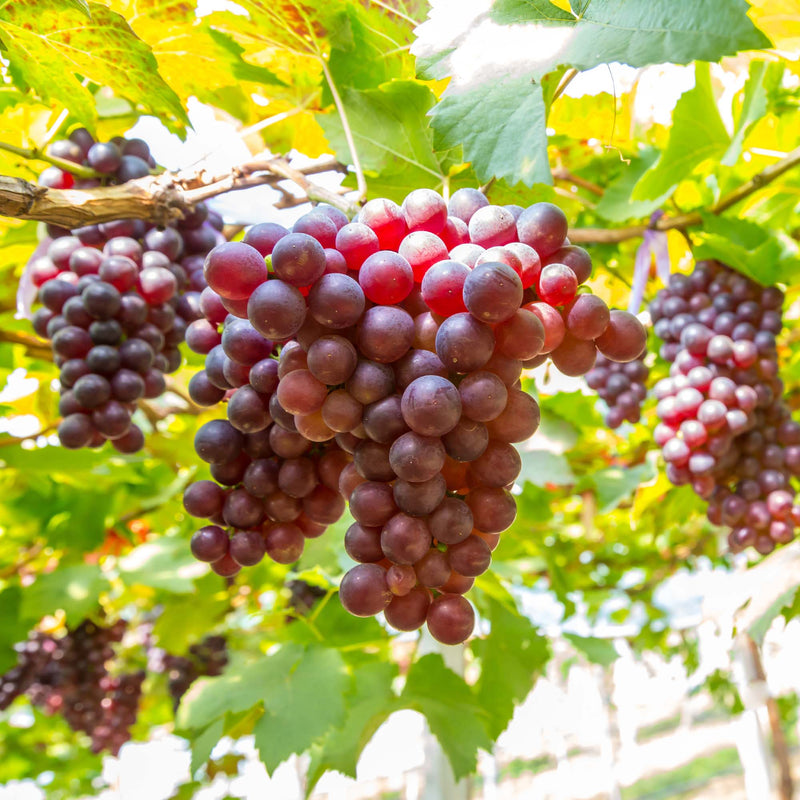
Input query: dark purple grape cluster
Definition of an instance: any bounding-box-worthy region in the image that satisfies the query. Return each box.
[0,619,143,755]
[183,189,648,644]
[586,353,649,428]
[650,260,799,554]
[28,130,225,453]
[158,635,228,710]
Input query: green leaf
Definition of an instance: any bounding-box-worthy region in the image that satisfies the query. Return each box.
[0,1,187,129]
[564,634,619,666]
[430,75,550,187]
[254,646,350,773]
[472,593,550,738]
[0,586,33,673]
[633,63,730,200]
[20,564,107,626]
[190,719,225,774]
[415,0,768,184]
[519,448,575,488]
[723,60,784,166]
[693,213,800,286]
[206,29,286,87]
[307,660,398,790]
[594,150,672,222]
[399,653,493,779]
[177,645,303,731]
[118,537,206,594]
[318,80,446,196]
[577,457,658,514]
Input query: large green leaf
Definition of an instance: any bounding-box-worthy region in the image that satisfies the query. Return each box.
[253,646,350,773]
[307,660,398,790]
[414,0,767,184]
[20,564,107,626]
[472,593,550,738]
[0,1,187,129]
[399,653,493,779]
[564,634,618,666]
[118,537,206,594]
[594,151,672,223]
[633,63,731,200]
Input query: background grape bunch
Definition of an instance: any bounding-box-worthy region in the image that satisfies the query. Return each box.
[181,187,647,644]
[585,353,650,429]
[27,129,225,453]
[0,619,142,755]
[650,260,799,554]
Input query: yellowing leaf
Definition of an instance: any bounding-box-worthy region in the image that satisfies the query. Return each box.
[748,0,800,52]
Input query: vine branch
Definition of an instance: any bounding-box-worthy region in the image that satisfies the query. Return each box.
[0,141,99,180]
[0,156,355,229]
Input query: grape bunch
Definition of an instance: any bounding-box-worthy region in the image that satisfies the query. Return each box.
[650,260,800,554]
[158,635,228,710]
[0,619,144,755]
[28,129,224,453]
[585,353,649,428]
[183,187,647,644]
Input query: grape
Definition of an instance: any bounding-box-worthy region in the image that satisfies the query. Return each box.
[398,231,449,282]
[228,385,271,432]
[184,480,226,519]
[435,313,495,372]
[335,222,380,270]
[466,487,517,533]
[58,414,94,449]
[229,530,267,566]
[401,375,461,437]
[359,198,408,250]
[426,594,475,644]
[393,474,446,517]
[293,212,337,249]
[402,188,447,235]
[429,497,473,544]
[442,417,489,461]
[356,305,415,363]
[322,389,364,432]
[414,550,451,587]
[354,440,395,481]
[358,250,414,305]
[381,513,432,564]
[447,535,492,577]
[470,440,522,487]
[516,202,568,258]
[195,420,244,464]
[248,279,307,340]
[440,216,470,249]
[307,273,365,329]
[243,222,289,256]
[458,371,508,422]
[447,187,489,223]
[349,481,398,527]
[550,333,597,377]
[463,262,523,323]
[385,586,432,631]
[564,294,610,340]
[339,564,392,617]
[276,369,327,415]
[595,310,647,362]
[495,309,545,360]
[191,525,229,563]
[306,335,358,385]
[468,205,517,248]
[538,263,578,307]
[344,522,384,563]
[420,259,470,317]
[272,233,326,287]
[362,395,409,443]
[389,432,446,482]
[486,389,540,443]
[73,373,112,408]
[211,553,242,577]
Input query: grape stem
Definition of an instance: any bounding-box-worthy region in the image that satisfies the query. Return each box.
[0,156,356,228]
[0,328,53,360]
[0,140,100,180]
[570,145,800,243]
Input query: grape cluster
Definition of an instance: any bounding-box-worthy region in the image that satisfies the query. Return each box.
[28,130,224,452]
[0,620,143,755]
[183,187,647,644]
[159,635,228,710]
[650,260,799,554]
[586,353,649,428]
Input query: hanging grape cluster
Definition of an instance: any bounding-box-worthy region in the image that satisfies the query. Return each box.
[585,353,650,428]
[151,635,228,710]
[0,620,143,755]
[650,260,799,554]
[182,187,647,644]
[28,129,224,453]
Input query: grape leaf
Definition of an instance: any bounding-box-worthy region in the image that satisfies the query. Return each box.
[594,151,672,223]
[0,1,187,129]
[118,537,207,594]
[564,634,618,666]
[722,60,784,166]
[20,564,107,626]
[519,448,575,488]
[632,63,730,200]
[306,660,398,791]
[576,457,658,514]
[0,586,33,673]
[177,645,303,731]
[318,80,448,198]
[254,646,350,773]
[399,653,493,779]
[190,719,225,774]
[472,593,550,738]
[414,0,768,185]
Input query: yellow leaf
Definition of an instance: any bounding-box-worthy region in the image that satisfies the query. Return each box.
[748,0,800,53]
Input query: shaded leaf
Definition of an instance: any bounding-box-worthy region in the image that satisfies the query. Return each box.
[399,653,493,779]
[633,63,730,200]
[594,150,671,222]
[0,1,187,129]
[20,564,107,626]
[564,634,618,666]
